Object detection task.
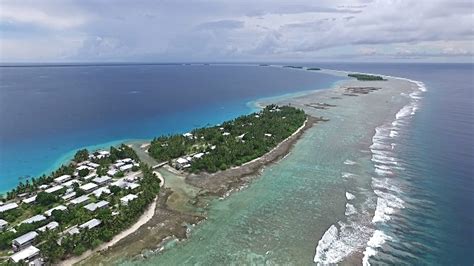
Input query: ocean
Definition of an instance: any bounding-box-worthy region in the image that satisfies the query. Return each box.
[0,64,340,192]
[1,63,472,265]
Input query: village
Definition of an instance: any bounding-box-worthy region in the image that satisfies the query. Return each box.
[0,148,147,264]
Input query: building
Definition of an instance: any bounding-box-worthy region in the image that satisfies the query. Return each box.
[83,200,109,212]
[79,182,98,193]
[64,226,79,235]
[44,185,64,194]
[54,175,71,184]
[38,184,49,190]
[107,169,118,176]
[76,165,91,172]
[0,219,8,231]
[44,205,67,216]
[126,183,140,190]
[87,162,100,168]
[70,195,90,205]
[83,173,97,180]
[92,187,111,197]
[0,202,19,213]
[113,162,125,169]
[22,195,37,204]
[63,179,81,188]
[175,157,189,169]
[62,192,76,201]
[12,231,38,251]
[20,215,46,225]
[79,218,101,230]
[120,194,138,205]
[119,164,133,172]
[37,221,59,232]
[92,176,111,185]
[193,152,205,159]
[10,245,40,264]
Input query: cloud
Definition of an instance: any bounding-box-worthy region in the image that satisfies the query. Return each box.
[0,0,473,62]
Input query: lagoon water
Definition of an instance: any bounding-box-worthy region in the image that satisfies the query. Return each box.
[1,63,472,265]
[0,64,340,192]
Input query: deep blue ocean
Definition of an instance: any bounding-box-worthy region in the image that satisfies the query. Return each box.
[0,64,340,191]
[0,63,472,264]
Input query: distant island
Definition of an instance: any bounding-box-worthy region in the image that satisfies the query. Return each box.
[307,67,321,71]
[0,105,306,264]
[348,73,386,81]
[283,65,304,69]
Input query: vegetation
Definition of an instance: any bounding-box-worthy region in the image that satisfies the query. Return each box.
[74,149,89,162]
[283,65,303,69]
[148,105,306,173]
[307,67,321,71]
[348,73,386,81]
[0,145,161,264]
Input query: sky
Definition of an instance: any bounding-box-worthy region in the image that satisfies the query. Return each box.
[0,0,473,63]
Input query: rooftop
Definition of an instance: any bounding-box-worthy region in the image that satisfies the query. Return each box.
[44,185,64,194]
[80,218,101,230]
[13,231,38,245]
[10,245,40,263]
[20,214,46,225]
[22,195,37,204]
[70,195,90,205]
[37,221,59,232]
[44,205,67,216]
[93,176,111,184]
[0,202,19,213]
[54,174,71,183]
[79,182,98,191]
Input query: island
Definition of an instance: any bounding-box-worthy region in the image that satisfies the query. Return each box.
[0,105,307,265]
[306,67,321,71]
[348,73,386,81]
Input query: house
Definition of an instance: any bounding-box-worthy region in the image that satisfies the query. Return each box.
[175,157,189,169]
[10,245,40,264]
[107,169,118,176]
[193,153,205,159]
[183,132,193,139]
[38,184,49,190]
[83,200,109,212]
[118,158,133,163]
[22,195,37,204]
[113,162,126,169]
[222,132,231,136]
[20,215,46,225]
[37,221,59,232]
[120,194,138,205]
[0,219,8,231]
[76,165,91,172]
[126,183,140,190]
[12,231,38,251]
[63,179,81,188]
[119,164,133,172]
[0,202,19,213]
[64,226,79,235]
[92,186,111,197]
[54,175,71,184]
[79,182,98,193]
[92,176,111,185]
[96,150,110,159]
[44,205,67,217]
[70,195,90,205]
[87,162,100,168]
[62,192,76,201]
[111,179,127,189]
[44,185,64,194]
[264,133,272,137]
[79,218,101,230]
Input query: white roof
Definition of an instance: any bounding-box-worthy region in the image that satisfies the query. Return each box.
[62,192,76,201]
[120,194,138,204]
[38,184,49,189]
[13,231,38,245]
[76,165,90,171]
[222,132,231,136]
[54,175,71,183]
[10,245,40,263]
[114,162,125,168]
[0,219,8,227]
[44,205,67,216]
[65,226,79,235]
[119,164,133,171]
[93,187,111,198]
[20,214,46,225]
[87,162,100,168]
[264,133,272,137]
[107,169,118,176]
[45,185,64,194]
[83,173,97,180]
[98,150,110,155]
[70,195,90,205]
[193,153,205,159]
[80,182,98,191]
[80,218,101,229]
[111,179,127,188]
[93,176,111,184]
[63,179,81,187]
[0,202,18,213]
[37,221,59,232]
[84,200,109,211]
[127,183,140,190]
[176,158,188,164]
[22,195,37,204]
